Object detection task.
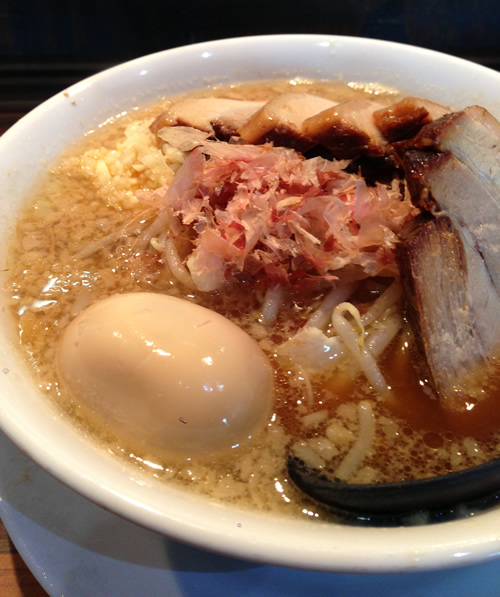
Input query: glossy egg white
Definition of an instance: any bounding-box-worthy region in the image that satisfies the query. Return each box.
[57,292,274,455]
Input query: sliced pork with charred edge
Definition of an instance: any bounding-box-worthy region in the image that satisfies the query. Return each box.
[396,215,500,409]
[373,97,449,143]
[237,93,337,152]
[403,149,500,295]
[396,106,500,192]
[406,106,500,207]
[149,97,266,140]
[302,98,390,159]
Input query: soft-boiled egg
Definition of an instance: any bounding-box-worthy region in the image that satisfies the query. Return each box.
[57,292,274,455]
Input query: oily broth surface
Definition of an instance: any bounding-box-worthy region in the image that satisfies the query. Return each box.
[6,79,500,523]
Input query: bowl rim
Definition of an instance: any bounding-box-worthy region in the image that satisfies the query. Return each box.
[1,33,500,574]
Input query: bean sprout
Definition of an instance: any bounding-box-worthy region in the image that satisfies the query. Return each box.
[261,284,285,326]
[306,282,357,330]
[365,310,403,358]
[361,282,402,327]
[332,302,391,397]
[135,206,179,250]
[164,233,197,289]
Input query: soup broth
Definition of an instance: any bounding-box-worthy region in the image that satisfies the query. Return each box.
[6,79,500,523]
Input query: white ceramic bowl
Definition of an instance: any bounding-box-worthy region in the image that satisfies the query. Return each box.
[1,35,500,574]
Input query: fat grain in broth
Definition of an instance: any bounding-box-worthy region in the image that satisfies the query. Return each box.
[6,79,500,523]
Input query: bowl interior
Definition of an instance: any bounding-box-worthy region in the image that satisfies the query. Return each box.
[1,34,500,573]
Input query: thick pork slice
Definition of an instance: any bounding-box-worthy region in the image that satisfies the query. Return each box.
[409,106,500,196]
[403,150,500,295]
[373,97,449,142]
[397,215,500,409]
[301,98,390,159]
[237,93,337,151]
[149,97,265,139]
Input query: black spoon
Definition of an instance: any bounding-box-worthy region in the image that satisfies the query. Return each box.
[287,456,500,520]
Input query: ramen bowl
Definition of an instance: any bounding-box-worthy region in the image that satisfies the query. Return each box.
[1,35,500,574]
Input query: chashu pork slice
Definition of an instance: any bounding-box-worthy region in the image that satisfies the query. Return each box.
[403,150,500,296]
[397,215,500,409]
[409,105,500,197]
[302,98,390,159]
[373,96,449,142]
[237,93,337,151]
[149,97,265,140]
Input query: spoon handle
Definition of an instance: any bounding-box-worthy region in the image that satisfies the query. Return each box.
[287,456,500,519]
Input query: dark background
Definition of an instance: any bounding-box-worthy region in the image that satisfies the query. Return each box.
[2,0,500,130]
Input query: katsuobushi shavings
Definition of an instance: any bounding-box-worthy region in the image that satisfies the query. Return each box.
[143,140,418,292]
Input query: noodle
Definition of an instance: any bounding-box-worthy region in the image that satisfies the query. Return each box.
[334,401,376,481]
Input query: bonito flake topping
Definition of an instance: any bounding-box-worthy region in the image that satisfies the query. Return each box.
[146,140,418,292]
